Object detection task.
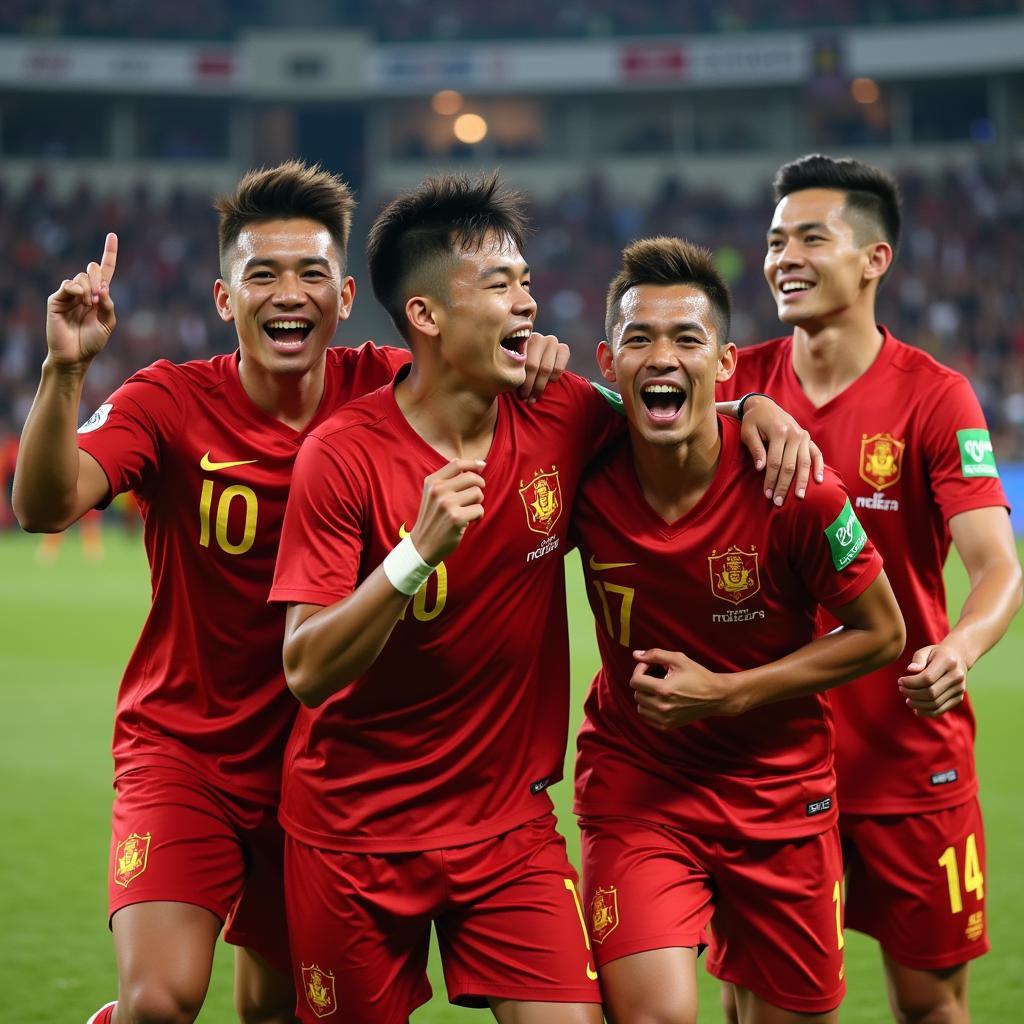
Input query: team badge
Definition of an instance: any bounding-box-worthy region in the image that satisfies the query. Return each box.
[859,432,905,491]
[966,910,985,942]
[113,832,151,888]
[519,466,562,535]
[708,546,760,605]
[591,886,620,944]
[301,964,337,1018]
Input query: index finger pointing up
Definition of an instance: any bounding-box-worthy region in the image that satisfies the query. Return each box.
[100,232,118,284]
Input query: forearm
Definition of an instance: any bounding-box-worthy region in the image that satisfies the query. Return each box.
[13,360,92,531]
[283,568,413,707]
[946,560,1023,670]
[728,622,904,714]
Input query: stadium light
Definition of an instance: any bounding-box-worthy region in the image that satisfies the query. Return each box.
[453,113,488,144]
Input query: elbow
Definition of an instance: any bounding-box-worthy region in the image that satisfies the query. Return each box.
[283,661,330,709]
[876,614,907,670]
[13,505,71,534]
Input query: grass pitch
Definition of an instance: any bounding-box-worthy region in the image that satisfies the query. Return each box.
[1,528,1021,1022]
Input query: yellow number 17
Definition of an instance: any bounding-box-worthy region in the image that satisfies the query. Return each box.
[591,582,635,647]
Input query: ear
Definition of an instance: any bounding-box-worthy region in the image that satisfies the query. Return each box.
[337,276,356,323]
[863,241,893,284]
[213,279,233,323]
[597,340,616,383]
[716,342,738,383]
[406,295,440,338]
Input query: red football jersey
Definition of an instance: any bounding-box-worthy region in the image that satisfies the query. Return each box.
[270,372,622,852]
[77,343,409,803]
[719,328,1009,813]
[572,416,883,840]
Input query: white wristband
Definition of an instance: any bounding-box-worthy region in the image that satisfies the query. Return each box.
[382,534,435,596]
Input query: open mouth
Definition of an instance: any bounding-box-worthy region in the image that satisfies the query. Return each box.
[779,280,814,298]
[500,327,531,362]
[640,383,686,420]
[263,318,314,347]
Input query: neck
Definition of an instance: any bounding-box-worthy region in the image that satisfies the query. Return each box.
[237,354,326,431]
[394,360,499,462]
[790,305,884,408]
[630,414,721,523]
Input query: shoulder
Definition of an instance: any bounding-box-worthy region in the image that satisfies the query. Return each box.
[884,331,965,388]
[325,340,410,374]
[310,385,392,449]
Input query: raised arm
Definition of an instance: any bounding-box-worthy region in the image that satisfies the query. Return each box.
[13,233,119,531]
[282,458,486,707]
[630,573,905,730]
[898,506,1022,717]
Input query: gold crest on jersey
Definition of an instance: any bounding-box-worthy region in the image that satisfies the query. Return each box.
[302,964,337,1018]
[113,832,151,888]
[709,546,760,605]
[519,466,562,535]
[859,432,905,491]
[591,886,620,944]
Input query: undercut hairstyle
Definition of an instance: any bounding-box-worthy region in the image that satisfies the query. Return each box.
[605,236,732,345]
[773,153,902,256]
[366,171,530,340]
[214,160,356,274]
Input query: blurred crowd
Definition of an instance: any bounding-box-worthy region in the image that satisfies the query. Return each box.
[2,0,1019,42]
[2,158,1024,529]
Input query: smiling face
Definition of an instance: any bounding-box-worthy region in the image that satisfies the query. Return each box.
[214,217,354,379]
[599,283,735,449]
[764,188,889,330]
[425,230,537,396]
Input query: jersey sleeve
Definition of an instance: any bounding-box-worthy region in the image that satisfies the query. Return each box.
[787,468,883,610]
[381,344,412,375]
[270,433,368,607]
[75,360,185,506]
[919,375,1009,523]
[561,372,627,462]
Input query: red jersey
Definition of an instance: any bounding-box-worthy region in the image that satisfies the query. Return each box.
[77,343,409,803]
[270,372,621,853]
[572,417,883,840]
[719,328,1009,813]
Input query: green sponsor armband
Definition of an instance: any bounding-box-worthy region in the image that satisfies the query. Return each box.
[956,428,999,478]
[590,380,624,415]
[824,498,868,571]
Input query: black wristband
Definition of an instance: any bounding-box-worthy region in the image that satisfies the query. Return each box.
[737,392,769,421]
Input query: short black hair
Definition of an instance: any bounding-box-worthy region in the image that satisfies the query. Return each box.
[214,160,355,274]
[366,171,530,341]
[773,153,901,256]
[606,236,731,344]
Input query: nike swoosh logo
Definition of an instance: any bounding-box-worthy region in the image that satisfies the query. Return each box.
[588,555,637,571]
[200,451,258,472]
[587,964,599,981]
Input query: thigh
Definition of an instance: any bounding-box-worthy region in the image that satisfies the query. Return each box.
[580,816,714,968]
[599,947,699,1024]
[708,829,845,1017]
[842,799,988,970]
[437,814,601,1008]
[234,945,296,1024]
[283,836,437,1024]
[224,806,292,977]
[111,900,221,1021]
[109,766,246,924]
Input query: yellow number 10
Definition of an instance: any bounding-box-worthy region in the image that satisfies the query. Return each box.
[199,480,258,555]
[938,832,984,914]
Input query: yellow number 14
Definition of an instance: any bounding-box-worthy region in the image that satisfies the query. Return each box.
[938,832,984,914]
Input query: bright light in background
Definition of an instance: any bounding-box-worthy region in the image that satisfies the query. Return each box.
[851,77,880,104]
[431,89,464,116]
[453,113,488,144]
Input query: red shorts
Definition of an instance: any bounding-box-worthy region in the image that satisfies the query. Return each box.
[284,813,600,1024]
[841,798,988,970]
[580,817,846,1016]
[109,764,289,975]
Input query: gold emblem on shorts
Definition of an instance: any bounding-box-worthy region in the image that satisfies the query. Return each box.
[591,886,619,945]
[859,433,905,491]
[519,467,562,535]
[708,546,760,605]
[301,963,337,1018]
[113,832,151,888]
[966,910,984,942]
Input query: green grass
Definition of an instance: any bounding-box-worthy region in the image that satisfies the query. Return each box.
[1,529,1022,1022]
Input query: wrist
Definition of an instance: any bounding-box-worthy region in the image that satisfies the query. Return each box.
[42,354,91,384]
[737,392,769,421]
[382,534,437,596]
